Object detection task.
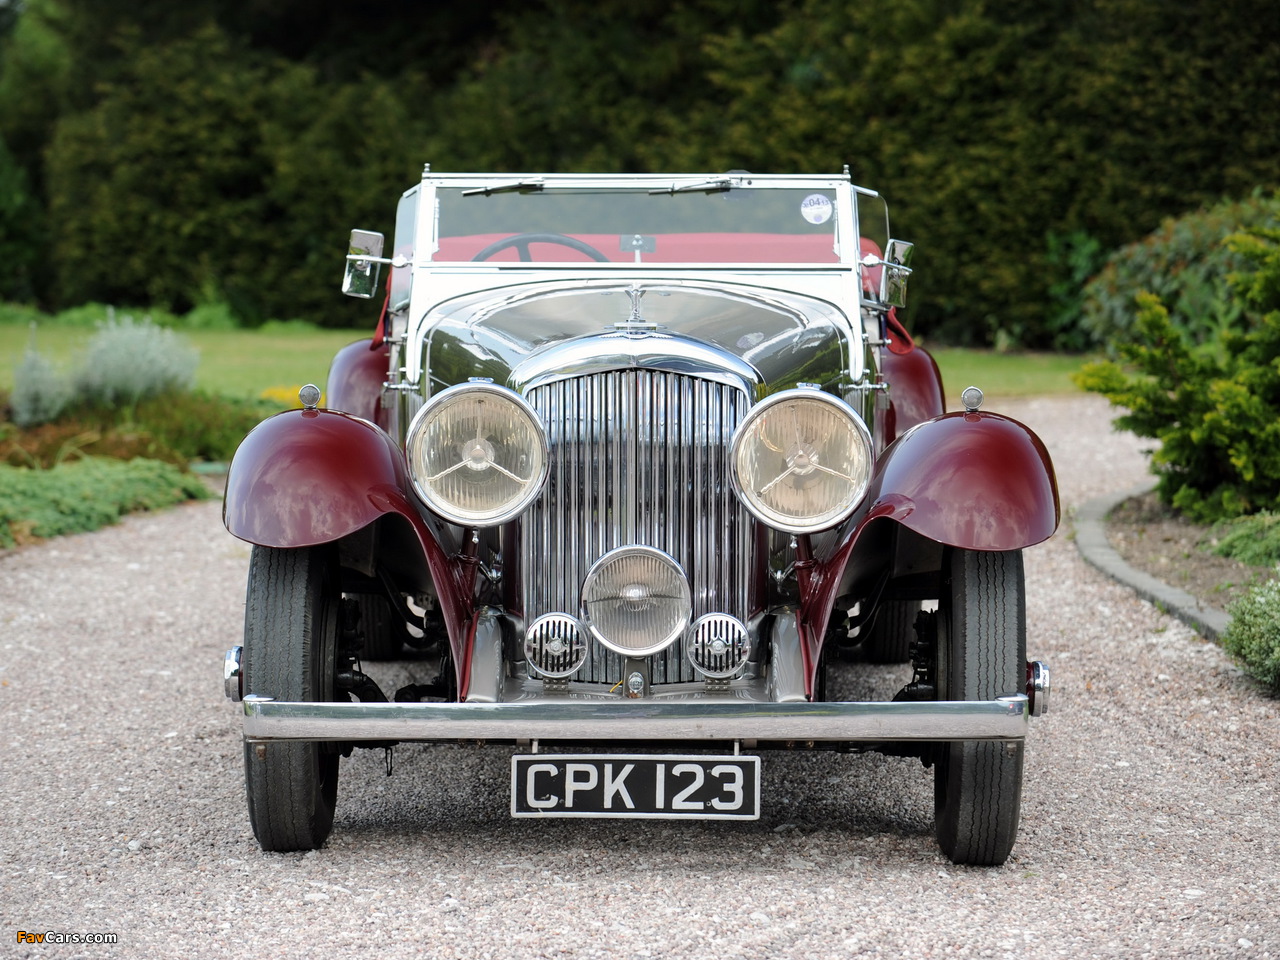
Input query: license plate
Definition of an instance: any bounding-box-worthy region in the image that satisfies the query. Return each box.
[511,754,761,820]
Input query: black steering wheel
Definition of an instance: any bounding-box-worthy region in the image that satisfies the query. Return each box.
[470,232,611,262]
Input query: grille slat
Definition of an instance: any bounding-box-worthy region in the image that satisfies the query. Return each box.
[525,371,751,684]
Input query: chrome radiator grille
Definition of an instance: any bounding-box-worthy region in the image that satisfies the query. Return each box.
[523,370,752,684]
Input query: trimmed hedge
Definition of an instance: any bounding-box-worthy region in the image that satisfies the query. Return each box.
[8,2,1280,344]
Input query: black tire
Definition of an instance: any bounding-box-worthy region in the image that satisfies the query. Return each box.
[863,600,920,664]
[242,545,341,852]
[353,593,407,661]
[933,548,1026,866]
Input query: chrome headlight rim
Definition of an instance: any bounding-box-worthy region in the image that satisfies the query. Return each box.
[404,382,549,527]
[580,545,692,658]
[729,387,873,535]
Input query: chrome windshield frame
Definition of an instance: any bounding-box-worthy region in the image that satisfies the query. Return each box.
[402,174,870,391]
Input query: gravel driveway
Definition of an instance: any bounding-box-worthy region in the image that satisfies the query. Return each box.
[2,393,1276,959]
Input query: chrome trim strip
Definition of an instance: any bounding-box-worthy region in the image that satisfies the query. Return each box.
[242,694,1031,743]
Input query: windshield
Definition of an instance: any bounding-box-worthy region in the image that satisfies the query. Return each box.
[433,185,841,264]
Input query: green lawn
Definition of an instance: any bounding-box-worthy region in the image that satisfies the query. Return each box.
[3,321,1088,402]
[1,324,372,399]
[930,347,1087,402]
[187,328,373,397]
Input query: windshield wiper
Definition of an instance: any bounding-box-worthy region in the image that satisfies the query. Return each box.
[461,179,545,197]
[648,178,734,196]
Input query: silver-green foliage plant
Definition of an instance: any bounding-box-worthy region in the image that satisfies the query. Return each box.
[10,345,72,427]
[73,315,198,409]
[1223,578,1280,690]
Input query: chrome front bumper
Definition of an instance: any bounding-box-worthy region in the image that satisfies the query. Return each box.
[240,693,1033,744]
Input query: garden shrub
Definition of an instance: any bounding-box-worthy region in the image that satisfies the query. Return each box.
[7,310,266,461]
[1,392,271,468]
[51,302,180,329]
[1222,579,1280,691]
[72,315,198,409]
[179,299,239,330]
[10,314,200,426]
[1074,227,1280,523]
[0,457,211,549]
[1045,230,1108,353]
[1080,191,1280,352]
[1,418,181,469]
[10,346,71,427]
[123,391,272,463]
[0,302,44,325]
[1210,513,1280,567]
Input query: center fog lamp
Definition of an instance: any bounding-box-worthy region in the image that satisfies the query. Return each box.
[730,388,873,534]
[581,546,692,657]
[406,382,548,526]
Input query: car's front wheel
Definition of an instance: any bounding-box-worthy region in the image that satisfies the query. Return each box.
[933,548,1026,866]
[241,545,341,852]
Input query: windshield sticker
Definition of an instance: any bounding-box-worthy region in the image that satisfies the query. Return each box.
[800,194,833,225]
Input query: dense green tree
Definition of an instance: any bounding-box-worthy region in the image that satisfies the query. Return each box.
[51,0,520,83]
[38,0,788,325]
[45,25,287,315]
[0,134,41,301]
[0,0,69,304]
[43,23,435,326]
[424,0,782,172]
[257,70,434,325]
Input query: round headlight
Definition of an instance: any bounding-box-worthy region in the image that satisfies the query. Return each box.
[730,389,873,533]
[405,383,548,526]
[581,546,691,657]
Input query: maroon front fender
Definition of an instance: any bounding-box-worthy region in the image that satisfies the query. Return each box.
[326,338,391,430]
[795,412,1059,698]
[877,343,944,451]
[223,410,476,696]
[224,408,411,548]
[866,411,1059,551]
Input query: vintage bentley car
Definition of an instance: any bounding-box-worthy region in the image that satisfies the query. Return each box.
[222,170,1057,865]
